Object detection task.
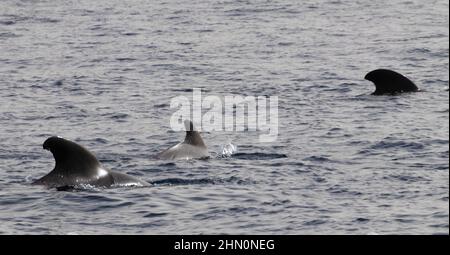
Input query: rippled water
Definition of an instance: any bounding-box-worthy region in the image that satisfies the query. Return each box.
[0,0,448,234]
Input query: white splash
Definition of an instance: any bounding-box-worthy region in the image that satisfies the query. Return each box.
[221,143,237,157]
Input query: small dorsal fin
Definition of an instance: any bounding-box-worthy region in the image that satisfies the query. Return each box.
[183,120,206,147]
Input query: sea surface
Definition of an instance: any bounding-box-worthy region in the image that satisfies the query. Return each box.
[0,0,448,234]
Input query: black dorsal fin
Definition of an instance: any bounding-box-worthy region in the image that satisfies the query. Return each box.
[42,136,102,176]
[365,69,419,95]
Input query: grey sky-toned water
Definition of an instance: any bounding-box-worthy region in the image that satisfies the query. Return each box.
[0,0,448,234]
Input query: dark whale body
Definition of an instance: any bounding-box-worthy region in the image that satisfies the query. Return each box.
[33,136,148,189]
[365,69,419,95]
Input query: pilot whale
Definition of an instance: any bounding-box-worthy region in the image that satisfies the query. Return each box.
[157,120,209,160]
[365,69,419,95]
[33,136,149,189]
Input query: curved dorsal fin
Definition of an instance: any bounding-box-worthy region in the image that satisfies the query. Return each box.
[43,136,102,176]
[183,120,206,147]
[365,69,419,95]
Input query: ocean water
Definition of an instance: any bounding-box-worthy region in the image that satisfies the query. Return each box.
[0,0,448,235]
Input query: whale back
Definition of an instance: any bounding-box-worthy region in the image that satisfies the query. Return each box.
[365,69,418,95]
[157,120,209,160]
